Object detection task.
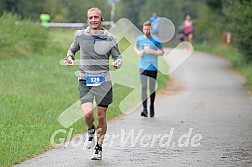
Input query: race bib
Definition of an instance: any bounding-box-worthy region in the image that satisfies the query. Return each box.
[86,74,105,86]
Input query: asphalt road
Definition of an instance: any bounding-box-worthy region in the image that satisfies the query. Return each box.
[15,50,252,167]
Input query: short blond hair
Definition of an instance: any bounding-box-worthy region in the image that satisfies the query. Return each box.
[143,21,151,27]
[87,7,102,17]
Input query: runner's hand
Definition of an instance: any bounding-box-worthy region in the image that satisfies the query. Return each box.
[113,59,122,69]
[64,56,74,67]
[138,50,144,57]
[145,48,152,54]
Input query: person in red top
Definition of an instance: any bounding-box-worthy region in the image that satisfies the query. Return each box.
[183,14,193,45]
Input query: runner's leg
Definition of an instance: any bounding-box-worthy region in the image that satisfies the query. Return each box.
[96,106,107,145]
[82,102,94,128]
[149,71,157,109]
[140,69,148,110]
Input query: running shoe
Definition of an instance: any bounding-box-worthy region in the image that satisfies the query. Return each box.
[91,145,102,160]
[141,109,148,117]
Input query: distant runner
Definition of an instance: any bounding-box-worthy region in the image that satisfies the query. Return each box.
[134,21,164,118]
[183,14,193,45]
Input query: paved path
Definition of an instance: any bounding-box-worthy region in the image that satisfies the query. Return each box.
[16,50,252,167]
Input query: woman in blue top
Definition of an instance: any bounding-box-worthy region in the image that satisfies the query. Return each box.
[134,21,164,117]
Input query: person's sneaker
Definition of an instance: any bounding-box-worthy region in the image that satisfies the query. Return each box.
[85,125,95,149]
[150,107,155,118]
[141,109,148,117]
[91,145,102,160]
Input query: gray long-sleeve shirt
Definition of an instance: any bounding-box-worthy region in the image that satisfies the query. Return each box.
[67,27,122,80]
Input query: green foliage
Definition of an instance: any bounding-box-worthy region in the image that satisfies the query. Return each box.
[139,0,181,28]
[0,0,111,22]
[205,0,224,15]
[0,30,77,166]
[0,1,5,13]
[195,0,252,62]
[179,0,203,20]
[115,0,146,28]
[223,0,252,62]
[0,13,48,57]
[241,64,252,90]
[0,0,45,20]
[116,0,205,34]
[194,4,226,44]
[43,0,111,23]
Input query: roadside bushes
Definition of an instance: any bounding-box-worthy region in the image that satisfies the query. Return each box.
[223,0,252,63]
[0,13,48,57]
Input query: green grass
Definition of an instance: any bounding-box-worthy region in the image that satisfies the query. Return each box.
[0,28,168,166]
[0,13,48,58]
[194,43,252,90]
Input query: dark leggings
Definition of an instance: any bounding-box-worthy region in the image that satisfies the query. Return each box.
[140,69,157,110]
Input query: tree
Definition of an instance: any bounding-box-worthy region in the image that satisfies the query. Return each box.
[0,0,112,23]
[205,0,224,15]
[223,0,252,61]
[0,0,45,20]
[139,0,181,28]
[115,0,146,28]
[193,2,227,44]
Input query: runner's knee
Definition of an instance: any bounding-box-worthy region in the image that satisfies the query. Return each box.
[97,114,106,124]
[84,112,93,119]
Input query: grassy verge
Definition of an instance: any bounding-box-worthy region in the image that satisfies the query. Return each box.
[194,44,252,90]
[0,27,168,166]
[0,13,48,57]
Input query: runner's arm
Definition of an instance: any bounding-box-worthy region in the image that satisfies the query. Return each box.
[111,38,123,69]
[149,48,164,56]
[66,37,80,60]
[65,33,81,67]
